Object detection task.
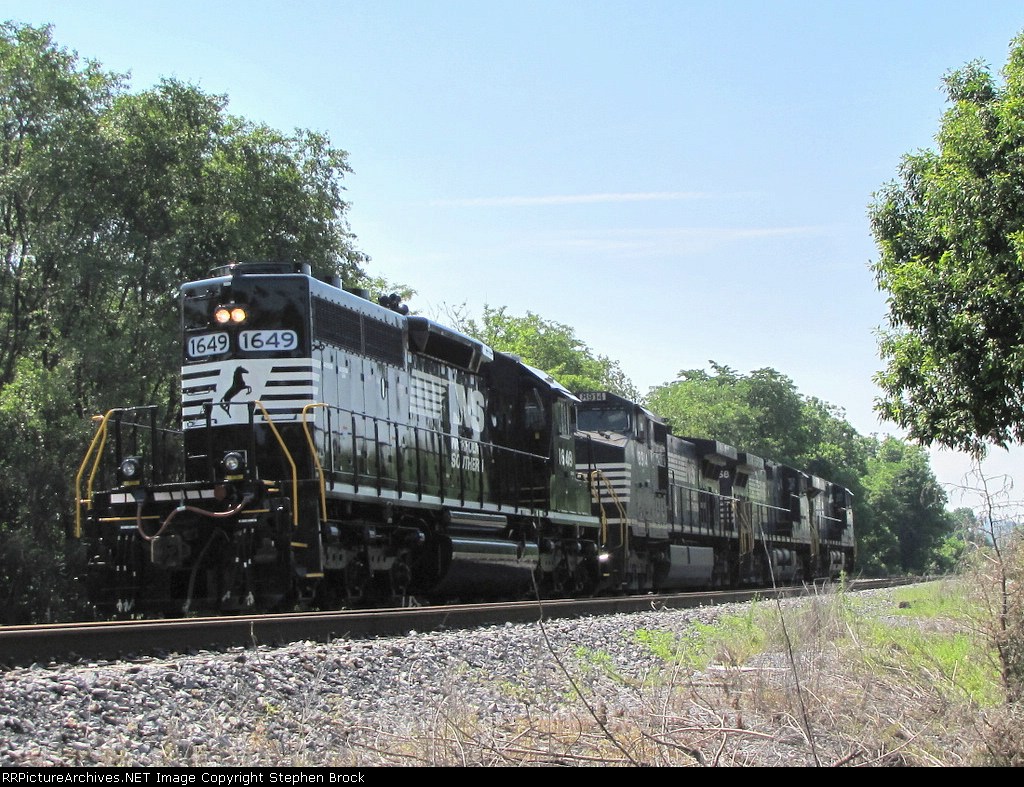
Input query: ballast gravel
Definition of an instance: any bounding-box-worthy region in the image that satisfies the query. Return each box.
[0,594,884,767]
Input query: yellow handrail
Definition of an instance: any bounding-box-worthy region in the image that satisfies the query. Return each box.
[76,404,305,533]
[301,403,328,521]
[736,498,753,557]
[254,401,299,527]
[74,410,119,538]
[588,468,627,552]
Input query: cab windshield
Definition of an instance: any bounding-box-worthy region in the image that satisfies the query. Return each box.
[577,408,630,434]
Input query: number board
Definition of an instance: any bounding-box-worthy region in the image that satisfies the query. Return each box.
[187,332,229,358]
[239,330,298,352]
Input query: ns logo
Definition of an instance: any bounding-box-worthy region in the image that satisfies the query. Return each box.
[448,382,486,435]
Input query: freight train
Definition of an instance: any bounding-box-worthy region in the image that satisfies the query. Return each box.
[74,261,855,617]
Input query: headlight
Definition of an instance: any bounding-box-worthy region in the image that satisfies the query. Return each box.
[213,305,247,324]
[119,456,143,485]
[222,451,247,477]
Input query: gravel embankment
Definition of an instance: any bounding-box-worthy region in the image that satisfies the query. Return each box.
[1,592,893,767]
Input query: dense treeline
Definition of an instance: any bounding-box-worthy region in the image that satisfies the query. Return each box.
[0,22,964,623]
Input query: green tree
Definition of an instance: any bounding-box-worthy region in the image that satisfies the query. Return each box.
[799,396,871,502]
[0,21,121,390]
[644,363,810,464]
[456,305,638,399]
[859,437,954,574]
[0,22,124,621]
[83,79,371,413]
[928,506,981,571]
[869,30,1024,455]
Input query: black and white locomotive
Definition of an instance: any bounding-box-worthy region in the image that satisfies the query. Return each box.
[75,261,855,617]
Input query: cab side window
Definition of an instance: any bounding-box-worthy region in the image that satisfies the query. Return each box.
[523,387,546,431]
[554,401,571,435]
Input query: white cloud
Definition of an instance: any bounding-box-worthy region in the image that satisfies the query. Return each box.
[546,225,825,256]
[430,191,715,207]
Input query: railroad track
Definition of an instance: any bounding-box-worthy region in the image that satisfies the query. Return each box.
[0,577,917,669]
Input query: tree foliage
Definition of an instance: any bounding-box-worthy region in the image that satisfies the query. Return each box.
[645,363,809,464]
[869,31,1024,454]
[858,437,953,574]
[455,305,639,400]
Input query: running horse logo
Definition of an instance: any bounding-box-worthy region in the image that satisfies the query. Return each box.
[220,366,252,414]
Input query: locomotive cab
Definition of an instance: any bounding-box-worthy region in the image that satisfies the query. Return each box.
[180,261,319,482]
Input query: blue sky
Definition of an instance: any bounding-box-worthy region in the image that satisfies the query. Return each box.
[8,0,1024,509]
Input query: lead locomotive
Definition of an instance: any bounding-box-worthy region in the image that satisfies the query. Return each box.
[75,262,855,617]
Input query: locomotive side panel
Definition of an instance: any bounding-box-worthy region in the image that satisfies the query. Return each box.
[309,286,408,495]
[665,434,700,535]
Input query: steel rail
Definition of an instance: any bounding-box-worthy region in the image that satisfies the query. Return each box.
[0,577,921,669]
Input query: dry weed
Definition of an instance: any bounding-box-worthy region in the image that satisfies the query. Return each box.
[265,582,996,766]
